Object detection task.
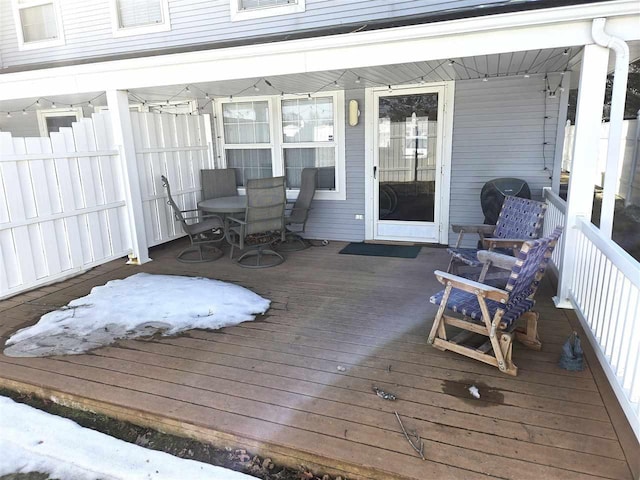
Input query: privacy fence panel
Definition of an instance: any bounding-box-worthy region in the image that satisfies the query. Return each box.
[0,115,130,299]
[131,112,214,247]
[563,117,640,204]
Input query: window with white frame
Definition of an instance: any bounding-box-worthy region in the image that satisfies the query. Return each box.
[36,107,83,137]
[230,0,305,21]
[217,91,345,200]
[110,0,170,37]
[13,0,65,50]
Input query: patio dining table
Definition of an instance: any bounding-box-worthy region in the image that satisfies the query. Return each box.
[198,194,295,215]
[198,195,247,215]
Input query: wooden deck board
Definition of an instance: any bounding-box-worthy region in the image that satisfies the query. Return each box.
[0,239,634,480]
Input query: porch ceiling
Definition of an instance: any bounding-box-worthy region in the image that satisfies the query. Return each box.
[1,41,639,113]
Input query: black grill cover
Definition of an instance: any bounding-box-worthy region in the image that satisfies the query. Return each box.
[480,178,531,225]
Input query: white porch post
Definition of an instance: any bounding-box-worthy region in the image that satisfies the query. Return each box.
[555,44,609,307]
[106,89,151,265]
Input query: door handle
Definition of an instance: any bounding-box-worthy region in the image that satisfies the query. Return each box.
[373,166,377,179]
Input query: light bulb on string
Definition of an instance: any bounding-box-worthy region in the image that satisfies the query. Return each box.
[22,109,27,115]
[355,77,361,84]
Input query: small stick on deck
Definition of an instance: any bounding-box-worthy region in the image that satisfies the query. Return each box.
[394,411,425,460]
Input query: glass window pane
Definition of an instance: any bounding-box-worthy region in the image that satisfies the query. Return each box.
[281,97,334,143]
[45,115,76,135]
[117,0,163,28]
[20,4,57,42]
[239,0,295,10]
[284,148,335,190]
[226,149,273,186]
[223,101,270,144]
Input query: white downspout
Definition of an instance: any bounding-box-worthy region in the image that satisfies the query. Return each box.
[591,17,629,238]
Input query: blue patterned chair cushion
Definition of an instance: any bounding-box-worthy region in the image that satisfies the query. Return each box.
[430,289,534,328]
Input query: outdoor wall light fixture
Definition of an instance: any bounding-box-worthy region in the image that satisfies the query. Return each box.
[348,99,360,126]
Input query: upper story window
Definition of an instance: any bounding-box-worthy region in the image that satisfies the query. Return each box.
[12,0,65,50]
[230,0,305,21]
[110,0,171,38]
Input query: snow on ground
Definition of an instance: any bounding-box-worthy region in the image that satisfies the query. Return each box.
[0,396,256,480]
[4,273,270,357]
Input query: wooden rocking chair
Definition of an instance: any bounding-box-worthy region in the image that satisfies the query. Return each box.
[428,227,563,376]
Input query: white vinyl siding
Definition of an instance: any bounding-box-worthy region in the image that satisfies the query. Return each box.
[111,0,170,37]
[448,76,558,246]
[2,0,539,68]
[12,0,64,50]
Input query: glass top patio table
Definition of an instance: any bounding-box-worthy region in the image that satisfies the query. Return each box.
[198,196,247,214]
[198,194,294,214]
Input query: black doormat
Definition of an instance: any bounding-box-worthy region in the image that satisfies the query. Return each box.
[338,242,421,258]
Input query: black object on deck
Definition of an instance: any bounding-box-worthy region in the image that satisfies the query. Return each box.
[480,177,531,225]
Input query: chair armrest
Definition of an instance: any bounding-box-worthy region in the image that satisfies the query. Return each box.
[451,224,495,235]
[434,270,509,303]
[477,250,518,271]
[482,238,526,251]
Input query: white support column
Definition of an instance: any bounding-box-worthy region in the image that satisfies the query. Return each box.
[106,89,151,265]
[555,44,609,308]
[552,71,571,194]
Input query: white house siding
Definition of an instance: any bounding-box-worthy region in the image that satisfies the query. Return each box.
[304,88,366,242]
[2,0,513,69]
[448,76,558,246]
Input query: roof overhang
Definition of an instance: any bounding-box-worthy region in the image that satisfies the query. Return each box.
[0,0,638,102]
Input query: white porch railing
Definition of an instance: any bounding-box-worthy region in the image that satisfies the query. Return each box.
[542,187,566,277]
[543,186,640,439]
[569,216,640,439]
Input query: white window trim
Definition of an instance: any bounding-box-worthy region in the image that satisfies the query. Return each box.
[12,0,65,51]
[109,0,171,38]
[36,107,84,137]
[36,107,83,136]
[215,90,346,201]
[230,0,305,22]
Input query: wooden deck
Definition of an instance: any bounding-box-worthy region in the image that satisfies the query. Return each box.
[0,239,636,480]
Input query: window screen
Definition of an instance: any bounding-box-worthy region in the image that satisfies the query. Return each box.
[239,0,295,10]
[117,0,163,28]
[19,3,58,42]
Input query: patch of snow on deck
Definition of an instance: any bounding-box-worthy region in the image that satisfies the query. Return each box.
[0,396,256,480]
[4,273,270,357]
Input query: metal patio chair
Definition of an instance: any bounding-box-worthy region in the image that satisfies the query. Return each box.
[201,168,238,201]
[278,167,318,252]
[225,176,287,268]
[447,195,547,277]
[428,227,563,376]
[161,175,224,263]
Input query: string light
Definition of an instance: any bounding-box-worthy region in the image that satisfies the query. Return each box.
[22,109,27,115]
[447,59,455,66]
[355,77,361,84]
[6,112,11,118]
[482,75,488,82]
[51,102,57,108]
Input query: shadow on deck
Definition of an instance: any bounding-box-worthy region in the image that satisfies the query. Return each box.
[0,239,636,480]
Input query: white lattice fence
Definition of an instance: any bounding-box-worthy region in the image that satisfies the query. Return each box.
[130,112,214,247]
[0,115,131,299]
